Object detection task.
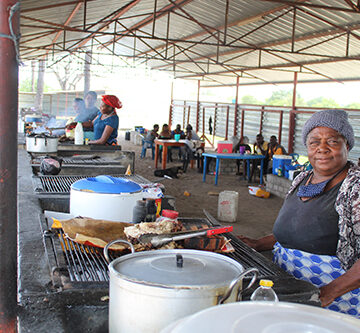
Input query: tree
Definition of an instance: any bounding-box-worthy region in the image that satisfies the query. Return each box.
[19,78,51,92]
[265,90,305,106]
[48,55,84,91]
[345,102,360,109]
[307,97,339,108]
[241,95,262,104]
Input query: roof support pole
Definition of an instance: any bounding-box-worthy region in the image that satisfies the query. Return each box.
[84,50,91,95]
[288,71,298,154]
[240,109,245,140]
[260,106,264,133]
[225,106,230,140]
[34,60,45,111]
[168,81,174,128]
[278,111,283,145]
[0,1,18,331]
[233,76,239,137]
[196,80,200,132]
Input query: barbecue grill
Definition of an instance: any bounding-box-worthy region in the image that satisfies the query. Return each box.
[40,216,319,304]
[33,174,153,212]
[33,174,151,195]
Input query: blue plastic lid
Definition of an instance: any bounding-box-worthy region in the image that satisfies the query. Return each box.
[71,175,142,194]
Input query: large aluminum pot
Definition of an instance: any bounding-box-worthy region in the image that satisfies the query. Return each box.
[161,302,360,333]
[70,176,144,222]
[104,240,258,333]
[26,135,58,153]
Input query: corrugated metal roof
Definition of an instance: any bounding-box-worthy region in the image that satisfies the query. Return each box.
[19,0,360,85]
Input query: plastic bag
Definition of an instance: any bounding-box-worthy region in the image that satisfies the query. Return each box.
[40,156,63,175]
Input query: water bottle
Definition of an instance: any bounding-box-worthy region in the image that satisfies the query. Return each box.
[132,200,147,223]
[74,122,84,145]
[250,279,279,302]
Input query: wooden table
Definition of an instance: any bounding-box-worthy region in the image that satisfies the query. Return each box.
[202,152,265,185]
[154,139,204,170]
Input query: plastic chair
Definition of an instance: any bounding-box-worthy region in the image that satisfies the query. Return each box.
[140,138,155,159]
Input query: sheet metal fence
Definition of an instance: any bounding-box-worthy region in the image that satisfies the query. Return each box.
[171,100,360,161]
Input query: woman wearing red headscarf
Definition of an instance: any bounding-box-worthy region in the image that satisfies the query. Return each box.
[87,95,122,145]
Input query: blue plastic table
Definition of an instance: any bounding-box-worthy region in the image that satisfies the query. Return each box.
[202,152,265,185]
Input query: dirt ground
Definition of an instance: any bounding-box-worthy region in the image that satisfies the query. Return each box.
[119,132,285,239]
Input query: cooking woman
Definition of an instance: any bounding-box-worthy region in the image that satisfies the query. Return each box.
[239,109,360,317]
[87,95,122,145]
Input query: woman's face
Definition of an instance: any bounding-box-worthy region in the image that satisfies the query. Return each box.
[100,101,113,115]
[306,126,349,176]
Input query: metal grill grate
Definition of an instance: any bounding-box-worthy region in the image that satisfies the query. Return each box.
[35,174,152,194]
[52,218,283,283]
[58,229,111,282]
[32,157,120,165]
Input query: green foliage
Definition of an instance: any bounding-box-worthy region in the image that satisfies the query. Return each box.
[19,78,53,92]
[241,95,261,104]
[307,97,339,108]
[264,90,305,106]
[345,102,360,109]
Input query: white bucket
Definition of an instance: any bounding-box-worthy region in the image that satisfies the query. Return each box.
[217,191,239,222]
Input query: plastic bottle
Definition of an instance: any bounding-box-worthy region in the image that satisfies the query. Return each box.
[145,199,157,222]
[74,122,84,145]
[250,279,279,302]
[132,200,147,223]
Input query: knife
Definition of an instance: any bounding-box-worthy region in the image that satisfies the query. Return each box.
[139,225,233,248]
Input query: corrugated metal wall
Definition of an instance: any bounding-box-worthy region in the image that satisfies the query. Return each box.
[19,90,105,117]
[172,100,360,162]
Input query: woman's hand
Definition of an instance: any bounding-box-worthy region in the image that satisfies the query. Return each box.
[237,234,276,252]
[319,259,360,307]
[237,235,260,250]
[319,284,337,307]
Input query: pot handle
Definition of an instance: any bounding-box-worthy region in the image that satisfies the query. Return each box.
[103,239,135,264]
[218,267,259,304]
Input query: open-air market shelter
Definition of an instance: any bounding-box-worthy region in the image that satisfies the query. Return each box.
[2,0,360,330]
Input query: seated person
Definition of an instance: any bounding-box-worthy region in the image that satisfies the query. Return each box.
[266,135,287,173]
[171,124,186,139]
[250,133,268,181]
[171,124,185,160]
[253,133,268,155]
[232,136,251,176]
[158,124,172,139]
[145,124,159,142]
[182,124,204,172]
[158,124,172,162]
[87,95,122,145]
[185,124,200,140]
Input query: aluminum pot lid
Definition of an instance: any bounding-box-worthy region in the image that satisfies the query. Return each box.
[71,175,142,194]
[111,249,244,287]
